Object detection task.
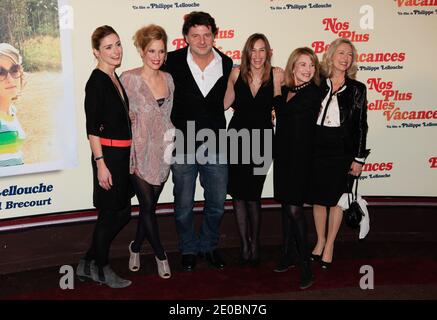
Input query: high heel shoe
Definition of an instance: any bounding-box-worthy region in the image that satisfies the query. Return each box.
[310,253,321,262]
[311,241,326,262]
[128,241,140,272]
[320,245,333,270]
[321,260,332,270]
[155,254,171,279]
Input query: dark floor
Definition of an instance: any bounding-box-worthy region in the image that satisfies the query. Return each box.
[1,241,437,299]
[1,206,437,307]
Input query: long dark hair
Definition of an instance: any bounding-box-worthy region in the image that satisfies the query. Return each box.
[240,33,272,85]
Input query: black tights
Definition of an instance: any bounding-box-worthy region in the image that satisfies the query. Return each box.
[130,174,166,260]
[280,204,310,264]
[85,203,131,268]
[233,199,261,260]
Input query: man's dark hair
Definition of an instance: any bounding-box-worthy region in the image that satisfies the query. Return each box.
[182,11,218,36]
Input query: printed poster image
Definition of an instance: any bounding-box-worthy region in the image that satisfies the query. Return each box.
[0,0,76,177]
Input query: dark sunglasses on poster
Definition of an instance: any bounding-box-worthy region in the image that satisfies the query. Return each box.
[0,64,22,81]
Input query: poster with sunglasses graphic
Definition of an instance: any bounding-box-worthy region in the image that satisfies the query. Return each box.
[0,0,76,177]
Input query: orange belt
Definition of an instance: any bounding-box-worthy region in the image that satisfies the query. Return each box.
[100,138,131,147]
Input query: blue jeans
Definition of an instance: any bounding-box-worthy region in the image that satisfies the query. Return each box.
[171,154,228,254]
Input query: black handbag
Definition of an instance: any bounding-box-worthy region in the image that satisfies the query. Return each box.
[344,178,365,229]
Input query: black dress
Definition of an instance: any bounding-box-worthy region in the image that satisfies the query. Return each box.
[273,82,321,206]
[84,69,134,210]
[227,73,274,200]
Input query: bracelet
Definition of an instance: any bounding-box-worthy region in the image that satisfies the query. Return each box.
[94,155,104,161]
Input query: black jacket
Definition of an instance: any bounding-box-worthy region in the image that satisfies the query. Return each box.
[164,46,233,138]
[320,77,369,159]
[84,69,131,140]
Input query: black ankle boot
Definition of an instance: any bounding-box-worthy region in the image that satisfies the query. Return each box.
[299,261,314,290]
[274,253,295,272]
[275,237,298,272]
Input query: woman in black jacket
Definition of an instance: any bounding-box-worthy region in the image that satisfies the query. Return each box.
[273,47,321,289]
[76,25,133,288]
[310,38,369,269]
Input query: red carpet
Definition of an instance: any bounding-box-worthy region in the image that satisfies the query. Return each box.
[4,256,437,300]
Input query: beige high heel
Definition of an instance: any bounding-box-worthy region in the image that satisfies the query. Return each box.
[128,241,140,272]
[155,254,171,279]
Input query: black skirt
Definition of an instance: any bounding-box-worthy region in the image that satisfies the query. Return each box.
[92,146,134,210]
[310,126,354,207]
[227,127,273,201]
[228,163,269,200]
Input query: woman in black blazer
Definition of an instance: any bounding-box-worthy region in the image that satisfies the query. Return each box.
[76,25,133,288]
[273,47,321,289]
[310,38,369,269]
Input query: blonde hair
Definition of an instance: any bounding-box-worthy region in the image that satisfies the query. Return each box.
[133,24,168,53]
[284,47,320,87]
[0,43,25,94]
[321,38,358,79]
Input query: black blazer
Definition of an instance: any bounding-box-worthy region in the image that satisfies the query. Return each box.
[164,46,233,137]
[84,69,131,140]
[320,77,369,159]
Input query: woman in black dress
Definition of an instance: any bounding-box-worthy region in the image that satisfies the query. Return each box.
[310,38,369,269]
[224,33,278,266]
[273,47,321,289]
[76,25,133,288]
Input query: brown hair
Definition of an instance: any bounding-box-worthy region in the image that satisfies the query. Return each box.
[321,38,358,79]
[133,24,168,53]
[284,47,320,87]
[91,25,118,50]
[240,33,272,85]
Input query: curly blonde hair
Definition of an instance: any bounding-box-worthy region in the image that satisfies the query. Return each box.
[133,24,168,54]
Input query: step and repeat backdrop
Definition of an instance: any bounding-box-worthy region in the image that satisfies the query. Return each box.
[0,0,436,220]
